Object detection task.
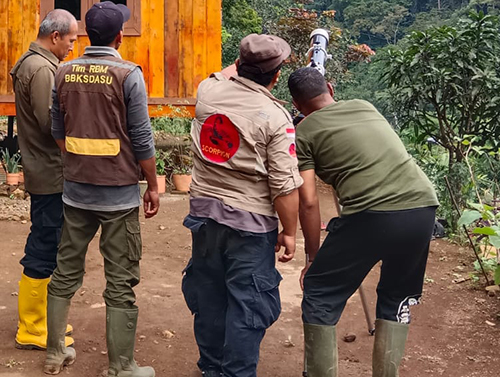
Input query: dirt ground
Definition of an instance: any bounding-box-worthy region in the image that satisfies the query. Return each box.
[0,191,499,377]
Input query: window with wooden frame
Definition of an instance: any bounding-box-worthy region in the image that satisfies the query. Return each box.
[40,0,141,36]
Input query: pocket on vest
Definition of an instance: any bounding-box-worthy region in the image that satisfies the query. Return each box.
[66,136,120,156]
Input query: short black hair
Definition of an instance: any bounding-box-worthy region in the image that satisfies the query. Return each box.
[237,63,282,87]
[288,67,329,103]
[88,30,120,46]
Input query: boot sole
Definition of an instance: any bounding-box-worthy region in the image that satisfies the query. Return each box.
[15,342,45,351]
[15,341,75,350]
[43,356,76,375]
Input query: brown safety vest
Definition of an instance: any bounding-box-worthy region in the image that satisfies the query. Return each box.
[55,55,140,186]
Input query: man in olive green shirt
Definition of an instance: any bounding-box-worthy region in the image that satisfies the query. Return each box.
[10,9,77,350]
[288,67,439,377]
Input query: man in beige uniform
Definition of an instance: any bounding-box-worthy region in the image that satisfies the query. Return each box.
[10,9,77,350]
[182,34,303,377]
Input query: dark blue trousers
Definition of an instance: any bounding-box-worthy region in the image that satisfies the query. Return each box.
[20,193,63,279]
[182,219,281,377]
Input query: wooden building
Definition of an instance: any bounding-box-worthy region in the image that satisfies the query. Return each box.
[0,0,222,117]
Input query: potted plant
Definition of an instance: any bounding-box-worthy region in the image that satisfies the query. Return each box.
[1,149,21,185]
[155,149,167,194]
[169,141,193,193]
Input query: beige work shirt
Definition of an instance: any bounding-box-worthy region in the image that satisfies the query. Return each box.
[10,42,63,194]
[190,73,303,217]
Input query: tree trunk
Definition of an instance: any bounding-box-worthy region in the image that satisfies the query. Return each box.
[446,158,468,231]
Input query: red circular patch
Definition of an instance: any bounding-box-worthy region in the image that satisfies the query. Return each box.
[200,114,240,163]
[289,143,297,158]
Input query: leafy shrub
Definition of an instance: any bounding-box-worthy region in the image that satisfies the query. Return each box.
[151,106,192,136]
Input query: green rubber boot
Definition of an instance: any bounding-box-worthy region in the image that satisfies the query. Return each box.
[372,319,409,377]
[44,296,76,375]
[106,307,155,377]
[304,323,338,377]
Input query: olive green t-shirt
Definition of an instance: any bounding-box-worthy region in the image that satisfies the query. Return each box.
[296,99,439,215]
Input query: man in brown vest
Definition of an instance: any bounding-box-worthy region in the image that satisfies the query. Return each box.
[10,9,77,351]
[43,3,159,376]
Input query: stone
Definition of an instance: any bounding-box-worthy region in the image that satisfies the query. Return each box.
[12,189,24,200]
[162,330,174,339]
[485,285,500,293]
[343,333,357,343]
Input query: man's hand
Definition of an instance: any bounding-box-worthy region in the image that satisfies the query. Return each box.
[274,231,296,263]
[55,139,67,153]
[300,260,313,290]
[138,156,160,218]
[143,187,159,218]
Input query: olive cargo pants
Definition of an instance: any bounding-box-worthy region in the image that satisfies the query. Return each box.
[48,204,142,309]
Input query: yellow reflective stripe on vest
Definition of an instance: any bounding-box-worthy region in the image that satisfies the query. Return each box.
[66,136,120,156]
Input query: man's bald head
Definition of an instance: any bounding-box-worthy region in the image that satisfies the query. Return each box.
[38,9,77,39]
[36,9,78,61]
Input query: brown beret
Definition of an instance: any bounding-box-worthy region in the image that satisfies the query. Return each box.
[239,34,291,73]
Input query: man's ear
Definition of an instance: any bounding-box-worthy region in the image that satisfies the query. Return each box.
[292,98,301,112]
[274,70,281,84]
[327,82,334,98]
[117,30,124,45]
[51,30,60,45]
[268,69,281,89]
[235,58,240,68]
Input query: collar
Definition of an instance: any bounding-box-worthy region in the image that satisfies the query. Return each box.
[231,75,287,105]
[83,46,122,59]
[28,42,59,68]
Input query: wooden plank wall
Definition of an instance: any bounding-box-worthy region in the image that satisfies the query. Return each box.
[165,0,222,99]
[47,0,166,98]
[0,0,221,113]
[0,0,39,95]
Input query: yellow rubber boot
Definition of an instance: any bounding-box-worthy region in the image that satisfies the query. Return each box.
[16,274,74,350]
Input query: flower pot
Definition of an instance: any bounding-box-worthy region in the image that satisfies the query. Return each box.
[172,174,192,192]
[18,171,24,184]
[6,173,20,186]
[156,175,166,194]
